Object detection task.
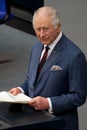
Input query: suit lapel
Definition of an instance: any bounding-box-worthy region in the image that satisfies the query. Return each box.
[29,43,43,86]
[36,35,66,82]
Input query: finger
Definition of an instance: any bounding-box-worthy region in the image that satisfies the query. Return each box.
[29,100,35,106]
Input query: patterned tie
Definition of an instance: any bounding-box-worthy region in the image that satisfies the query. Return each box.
[37,46,49,78]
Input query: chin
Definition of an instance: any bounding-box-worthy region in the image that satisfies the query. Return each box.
[42,42,50,45]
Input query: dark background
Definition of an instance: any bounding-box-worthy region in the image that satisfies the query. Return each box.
[10,0,44,13]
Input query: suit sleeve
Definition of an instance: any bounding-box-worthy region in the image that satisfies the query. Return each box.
[51,53,87,114]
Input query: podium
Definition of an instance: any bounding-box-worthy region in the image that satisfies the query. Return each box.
[0,103,64,130]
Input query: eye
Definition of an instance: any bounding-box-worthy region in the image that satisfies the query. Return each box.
[35,27,50,32]
[43,27,49,31]
[36,28,41,32]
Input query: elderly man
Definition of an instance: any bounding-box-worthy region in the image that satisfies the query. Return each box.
[9,6,87,130]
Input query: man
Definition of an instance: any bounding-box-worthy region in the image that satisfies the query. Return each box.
[9,6,87,130]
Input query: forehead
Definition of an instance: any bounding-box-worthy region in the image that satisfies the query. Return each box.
[34,15,52,28]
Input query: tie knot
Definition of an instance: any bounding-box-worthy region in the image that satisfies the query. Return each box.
[45,46,49,51]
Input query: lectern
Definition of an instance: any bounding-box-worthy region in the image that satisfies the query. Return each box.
[0,103,64,130]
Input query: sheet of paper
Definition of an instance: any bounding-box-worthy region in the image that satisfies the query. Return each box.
[0,91,31,104]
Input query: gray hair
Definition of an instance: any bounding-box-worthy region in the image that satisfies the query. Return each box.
[32,6,60,29]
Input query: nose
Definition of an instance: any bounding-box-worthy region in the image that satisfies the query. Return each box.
[40,29,45,37]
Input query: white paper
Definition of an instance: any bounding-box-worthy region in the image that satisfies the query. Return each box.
[0,91,31,104]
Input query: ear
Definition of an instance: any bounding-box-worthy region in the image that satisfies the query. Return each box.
[56,23,61,33]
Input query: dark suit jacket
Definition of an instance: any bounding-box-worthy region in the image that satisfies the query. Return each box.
[21,34,87,130]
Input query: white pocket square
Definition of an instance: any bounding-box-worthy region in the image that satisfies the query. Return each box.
[50,65,62,71]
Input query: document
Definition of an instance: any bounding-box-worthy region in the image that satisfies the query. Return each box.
[0,91,31,104]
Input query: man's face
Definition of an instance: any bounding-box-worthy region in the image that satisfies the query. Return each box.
[33,16,61,45]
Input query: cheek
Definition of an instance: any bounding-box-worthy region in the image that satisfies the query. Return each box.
[48,32,57,41]
[35,33,40,40]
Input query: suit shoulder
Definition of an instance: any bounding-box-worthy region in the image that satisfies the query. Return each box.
[63,34,85,56]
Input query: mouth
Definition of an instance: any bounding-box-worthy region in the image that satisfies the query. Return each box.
[40,37,49,42]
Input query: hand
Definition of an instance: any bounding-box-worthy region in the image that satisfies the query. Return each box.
[28,96,49,110]
[9,87,21,95]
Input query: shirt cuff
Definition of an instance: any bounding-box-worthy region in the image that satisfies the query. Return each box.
[17,87,24,94]
[47,98,53,113]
